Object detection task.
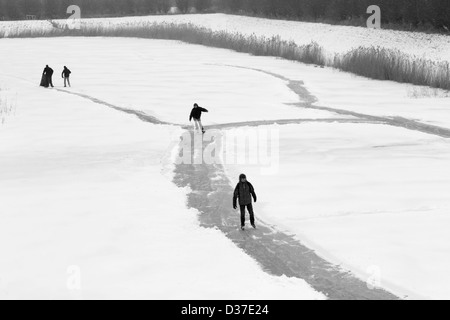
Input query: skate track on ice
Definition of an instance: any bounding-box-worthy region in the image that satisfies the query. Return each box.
[52,66,450,299]
[55,65,450,139]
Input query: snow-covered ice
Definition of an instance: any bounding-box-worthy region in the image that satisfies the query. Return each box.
[0,40,324,300]
[222,123,450,299]
[0,38,341,125]
[1,35,449,299]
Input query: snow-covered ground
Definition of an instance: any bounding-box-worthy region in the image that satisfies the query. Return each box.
[0,39,324,300]
[1,37,448,127]
[279,63,450,129]
[0,38,339,125]
[1,36,449,299]
[0,85,15,125]
[2,14,450,62]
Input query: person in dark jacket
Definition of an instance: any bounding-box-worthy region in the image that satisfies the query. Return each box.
[189,103,208,133]
[42,65,54,88]
[233,174,257,230]
[61,66,71,87]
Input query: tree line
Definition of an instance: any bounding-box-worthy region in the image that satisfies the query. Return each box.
[0,0,212,19]
[0,0,449,31]
[217,0,450,31]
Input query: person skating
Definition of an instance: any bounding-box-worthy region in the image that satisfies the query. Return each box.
[189,103,208,134]
[61,66,72,87]
[233,174,257,230]
[42,65,54,88]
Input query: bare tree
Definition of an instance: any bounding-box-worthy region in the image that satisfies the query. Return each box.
[194,0,211,12]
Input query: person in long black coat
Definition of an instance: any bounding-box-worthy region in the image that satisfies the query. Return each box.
[42,65,54,88]
[39,73,49,88]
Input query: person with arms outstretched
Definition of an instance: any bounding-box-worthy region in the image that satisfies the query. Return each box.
[189,103,208,134]
[233,174,257,230]
[62,66,71,87]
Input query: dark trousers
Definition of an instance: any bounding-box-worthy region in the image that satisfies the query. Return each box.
[64,76,71,87]
[240,204,255,227]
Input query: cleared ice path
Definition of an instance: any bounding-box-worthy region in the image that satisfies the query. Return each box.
[172,130,399,300]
